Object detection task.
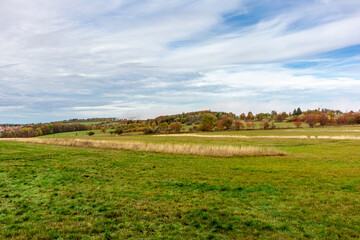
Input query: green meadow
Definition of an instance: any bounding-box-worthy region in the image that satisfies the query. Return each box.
[1,126,360,239]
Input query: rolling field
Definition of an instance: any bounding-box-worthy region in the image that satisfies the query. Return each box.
[1,126,360,239]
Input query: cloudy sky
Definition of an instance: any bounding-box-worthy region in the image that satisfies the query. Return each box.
[1,0,360,123]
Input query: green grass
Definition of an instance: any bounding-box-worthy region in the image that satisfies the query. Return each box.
[1,127,360,239]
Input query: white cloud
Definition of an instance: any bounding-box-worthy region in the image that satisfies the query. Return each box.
[0,0,359,123]
[159,12,360,68]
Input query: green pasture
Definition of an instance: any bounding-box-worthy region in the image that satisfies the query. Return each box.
[40,125,360,141]
[1,126,360,239]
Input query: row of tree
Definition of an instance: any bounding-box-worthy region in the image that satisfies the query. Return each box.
[1,109,359,138]
[299,112,360,128]
[0,123,92,138]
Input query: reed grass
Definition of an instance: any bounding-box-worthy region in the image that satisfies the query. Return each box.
[0,138,285,157]
[157,134,309,139]
[317,135,360,140]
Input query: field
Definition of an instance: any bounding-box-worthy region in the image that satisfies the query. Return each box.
[1,126,360,239]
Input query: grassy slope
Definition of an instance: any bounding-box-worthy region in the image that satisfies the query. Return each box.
[1,128,360,239]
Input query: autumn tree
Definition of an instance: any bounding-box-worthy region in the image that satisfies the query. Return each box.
[223,118,233,130]
[200,114,218,131]
[294,119,302,128]
[216,120,224,130]
[240,113,246,120]
[261,121,270,129]
[246,112,254,121]
[234,121,243,130]
[328,111,335,119]
[169,122,182,133]
[159,122,168,132]
[275,112,288,122]
[318,113,329,126]
[114,128,123,135]
[302,114,317,128]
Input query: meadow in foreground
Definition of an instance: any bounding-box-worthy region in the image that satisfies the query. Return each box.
[1,127,360,239]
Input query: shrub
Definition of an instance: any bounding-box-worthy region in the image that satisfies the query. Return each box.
[216,120,224,130]
[294,119,302,128]
[318,113,329,126]
[169,122,182,133]
[159,122,169,132]
[223,118,233,130]
[201,114,218,128]
[143,128,154,135]
[302,114,317,128]
[114,128,123,135]
[234,121,244,131]
[87,131,95,136]
[261,121,270,129]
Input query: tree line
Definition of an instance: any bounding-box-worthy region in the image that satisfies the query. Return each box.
[0,123,92,138]
[1,108,359,138]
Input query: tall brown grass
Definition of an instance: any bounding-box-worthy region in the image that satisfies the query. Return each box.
[157,134,309,139]
[317,136,360,140]
[0,138,286,157]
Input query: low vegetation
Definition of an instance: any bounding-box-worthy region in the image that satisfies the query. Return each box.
[0,127,359,239]
[0,138,285,157]
[2,108,360,139]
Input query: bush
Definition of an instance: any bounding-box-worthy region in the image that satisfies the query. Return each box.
[113,128,123,135]
[143,127,154,135]
[302,114,317,128]
[169,122,182,133]
[199,123,213,131]
[294,119,302,128]
[318,113,329,126]
[87,131,95,136]
[234,121,244,130]
[261,121,270,130]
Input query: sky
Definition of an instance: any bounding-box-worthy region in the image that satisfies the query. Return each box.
[1,0,360,123]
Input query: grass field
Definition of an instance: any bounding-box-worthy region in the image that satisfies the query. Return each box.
[1,126,360,239]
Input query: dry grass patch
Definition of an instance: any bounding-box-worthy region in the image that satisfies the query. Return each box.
[317,136,360,140]
[0,138,286,157]
[157,134,309,139]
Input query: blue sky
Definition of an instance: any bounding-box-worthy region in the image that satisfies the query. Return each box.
[1,0,360,123]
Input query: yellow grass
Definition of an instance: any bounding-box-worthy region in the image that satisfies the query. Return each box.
[317,136,360,140]
[157,134,309,139]
[0,138,286,157]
